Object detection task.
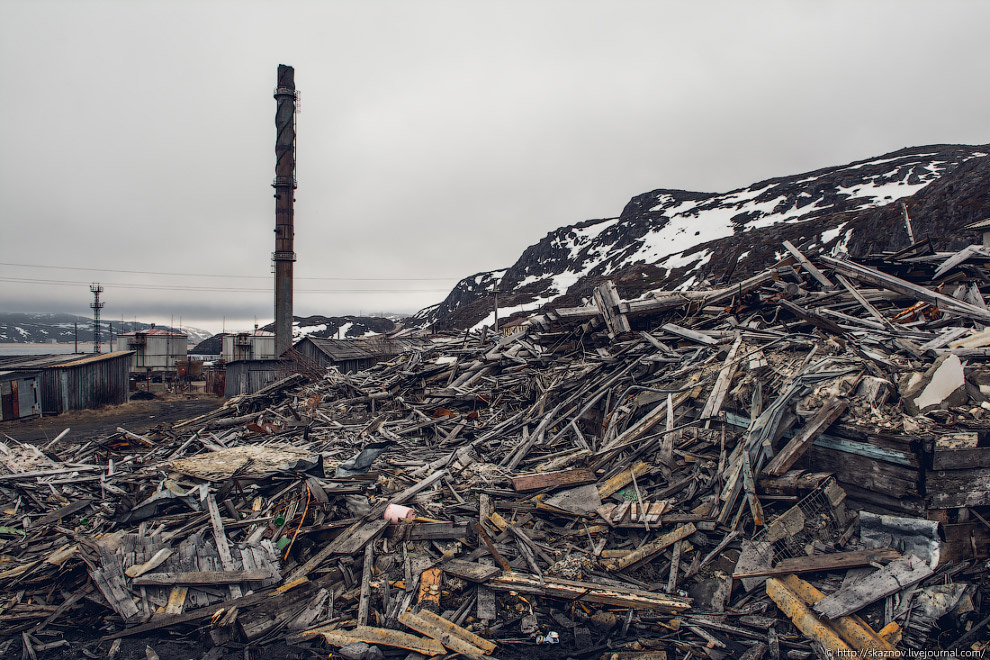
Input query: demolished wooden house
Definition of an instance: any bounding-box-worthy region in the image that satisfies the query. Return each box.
[3,242,990,658]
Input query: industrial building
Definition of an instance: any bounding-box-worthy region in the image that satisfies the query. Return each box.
[117,328,188,381]
[221,331,276,362]
[0,352,133,415]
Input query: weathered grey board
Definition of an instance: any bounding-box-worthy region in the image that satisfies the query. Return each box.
[927,467,990,507]
[812,554,932,619]
[441,559,500,583]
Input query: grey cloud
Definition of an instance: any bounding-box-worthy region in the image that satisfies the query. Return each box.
[3,1,989,334]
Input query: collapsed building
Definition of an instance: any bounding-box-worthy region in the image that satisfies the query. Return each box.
[2,241,990,658]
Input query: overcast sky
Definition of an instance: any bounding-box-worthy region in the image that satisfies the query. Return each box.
[2,1,989,335]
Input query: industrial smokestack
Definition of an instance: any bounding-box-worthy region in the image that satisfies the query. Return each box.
[273,64,298,356]
[90,283,104,354]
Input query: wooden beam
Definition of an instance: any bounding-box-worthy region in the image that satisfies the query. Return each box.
[511,469,596,492]
[782,240,833,288]
[732,549,901,579]
[320,626,445,656]
[399,610,495,656]
[489,573,691,612]
[357,543,374,627]
[133,570,273,586]
[603,523,696,571]
[812,554,933,619]
[762,398,848,477]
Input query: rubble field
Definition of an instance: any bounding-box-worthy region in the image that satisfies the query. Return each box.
[2,242,990,659]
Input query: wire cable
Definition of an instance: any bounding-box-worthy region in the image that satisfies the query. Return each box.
[0,261,460,282]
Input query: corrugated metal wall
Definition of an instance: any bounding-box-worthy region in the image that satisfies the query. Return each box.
[0,374,41,420]
[37,353,131,414]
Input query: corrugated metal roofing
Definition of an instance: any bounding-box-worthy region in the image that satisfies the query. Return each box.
[0,351,134,370]
[963,219,990,230]
[57,350,135,368]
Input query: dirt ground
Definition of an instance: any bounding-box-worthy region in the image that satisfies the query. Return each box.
[0,393,223,448]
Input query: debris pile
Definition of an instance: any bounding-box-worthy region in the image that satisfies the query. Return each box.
[3,241,990,658]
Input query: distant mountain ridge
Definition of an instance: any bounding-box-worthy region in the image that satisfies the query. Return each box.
[190,315,399,355]
[411,143,990,330]
[0,313,212,345]
[264,314,397,340]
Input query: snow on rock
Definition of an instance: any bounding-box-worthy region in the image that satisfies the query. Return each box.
[411,144,990,331]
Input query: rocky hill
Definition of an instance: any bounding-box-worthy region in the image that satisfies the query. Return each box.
[190,316,400,355]
[268,315,397,340]
[0,313,211,345]
[411,144,990,330]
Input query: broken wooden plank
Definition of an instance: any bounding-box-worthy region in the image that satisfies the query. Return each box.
[782,240,833,288]
[287,517,388,582]
[594,280,632,337]
[417,567,442,609]
[387,522,469,541]
[661,322,718,346]
[822,255,990,324]
[132,569,272,586]
[204,493,242,599]
[123,548,174,579]
[441,559,500,583]
[399,610,494,656]
[321,626,445,656]
[731,549,901,579]
[489,573,691,612]
[511,468,596,492]
[762,398,848,477]
[357,543,374,627]
[597,461,651,499]
[604,523,696,571]
[812,554,933,619]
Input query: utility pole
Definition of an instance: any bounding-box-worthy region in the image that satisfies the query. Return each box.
[74,322,78,353]
[492,279,500,334]
[273,64,298,357]
[90,283,104,354]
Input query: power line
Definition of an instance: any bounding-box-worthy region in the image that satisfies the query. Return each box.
[0,261,461,281]
[0,276,450,294]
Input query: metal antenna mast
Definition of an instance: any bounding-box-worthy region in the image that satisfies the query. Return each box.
[90,283,104,354]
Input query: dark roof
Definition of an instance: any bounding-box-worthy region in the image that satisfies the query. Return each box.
[963,219,990,231]
[298,337,379,361]
[0,351,134,371]
[118,329,187,337]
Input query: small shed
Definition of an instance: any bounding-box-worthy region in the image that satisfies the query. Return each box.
[0,352,133,415]
[224,359,293,397]
[294,337,380,373]
[0,371,42,420]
